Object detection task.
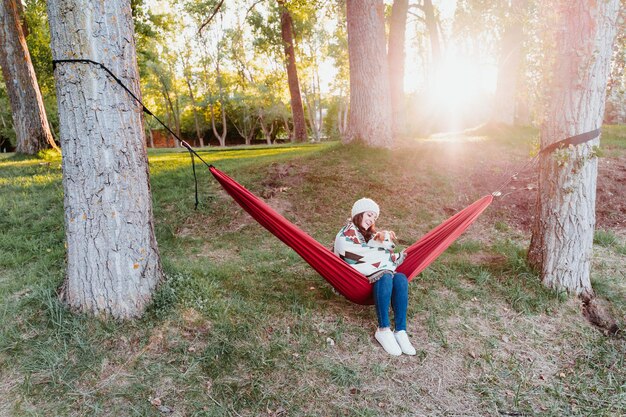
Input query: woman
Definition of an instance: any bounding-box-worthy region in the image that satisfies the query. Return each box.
[334,198,416,356]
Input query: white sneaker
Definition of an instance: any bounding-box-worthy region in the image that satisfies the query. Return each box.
[394,330,417,355]
[375,328,402,356]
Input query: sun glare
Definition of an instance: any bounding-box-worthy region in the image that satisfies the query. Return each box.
[433,56,492,106]
[418,54,499,132]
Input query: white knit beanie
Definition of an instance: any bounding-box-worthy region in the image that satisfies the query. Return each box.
[351,198,380,219]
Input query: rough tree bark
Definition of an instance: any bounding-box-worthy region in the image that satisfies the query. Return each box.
[345,0,393,148]
[387,0,408,136]
[48,0,163,319]
[279,0,307,142]
[13,0,27,36]
[527,0,620,295]
[0,0,58,154]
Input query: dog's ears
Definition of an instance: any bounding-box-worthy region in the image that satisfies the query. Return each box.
[374,231,384,242]
[390,231,397,240]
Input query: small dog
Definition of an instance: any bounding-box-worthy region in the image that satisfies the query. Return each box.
[367,230,397,251]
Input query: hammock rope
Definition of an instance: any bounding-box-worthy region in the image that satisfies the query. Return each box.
[51,58,603,303]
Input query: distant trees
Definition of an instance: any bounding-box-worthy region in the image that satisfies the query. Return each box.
[48,0,163,319]
[278,0,307,142]
[528,0,620,295]
[604,26,625,124]
[0,0,57,154]
[1,0,621,152]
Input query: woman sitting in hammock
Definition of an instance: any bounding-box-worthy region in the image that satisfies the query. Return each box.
[334,198,417,356]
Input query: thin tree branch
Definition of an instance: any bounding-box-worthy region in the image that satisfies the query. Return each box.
[408,10,426,22]
[197,0,225,35]
[245,0,264,21]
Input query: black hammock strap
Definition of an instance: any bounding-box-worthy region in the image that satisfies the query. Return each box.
[539,128,601,155]
[491,127,601,195]
[52,58,602,201]
[52,58,211,209]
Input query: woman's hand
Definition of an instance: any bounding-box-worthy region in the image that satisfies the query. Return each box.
[397,249,407,266]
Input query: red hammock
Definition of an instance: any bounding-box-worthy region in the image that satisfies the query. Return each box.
[210,166,492,305]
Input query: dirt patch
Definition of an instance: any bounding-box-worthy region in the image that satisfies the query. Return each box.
[144,314,213,355]
[485,155,626,232]
[595,156,626,230]
[262,162,309,187]
[177,168,300,240]
[581,294,621,336]
[395,135,625,233]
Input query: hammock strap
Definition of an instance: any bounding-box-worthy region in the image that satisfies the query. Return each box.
[52,58,211,208]
[187,145,200,210]
[539,128,601,155]
[491,128,601,196]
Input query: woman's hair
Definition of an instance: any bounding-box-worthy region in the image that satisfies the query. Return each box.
[352,213,376,242]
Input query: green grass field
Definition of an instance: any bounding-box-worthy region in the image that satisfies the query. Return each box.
[1,126,624,416]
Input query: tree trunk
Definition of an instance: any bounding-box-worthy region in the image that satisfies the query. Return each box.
[423,0,441,67]
[210,101,227,147]
[211,59,228,147]
[279,1,307,142]
[185,76,204,147]
[282,114,292,141]
[258,109,274,145]
[161,88,179,147]
[387,0,408,137]
[337,94,349,137]
[48,0,163,319]
[164,104,174,146]
[491,0,526,125]
[303,81,322,142]
[13,0,27,37]
[527,0,620,295]
[0,0,57,154]
[232,106,257,146]
[345,0,392,148]
[158,67,180,148]
[147,126,155,148]
[172,89,182,148]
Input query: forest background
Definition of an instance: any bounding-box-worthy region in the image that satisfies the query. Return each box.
[1,0,623,150]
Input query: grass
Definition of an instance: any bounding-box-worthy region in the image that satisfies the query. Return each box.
[1,127,625,416]
[594,229,619,247]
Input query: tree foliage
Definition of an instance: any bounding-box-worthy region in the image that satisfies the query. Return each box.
[0,0,622,148]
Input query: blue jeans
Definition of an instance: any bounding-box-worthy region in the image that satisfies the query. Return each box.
[372,272,409,331]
